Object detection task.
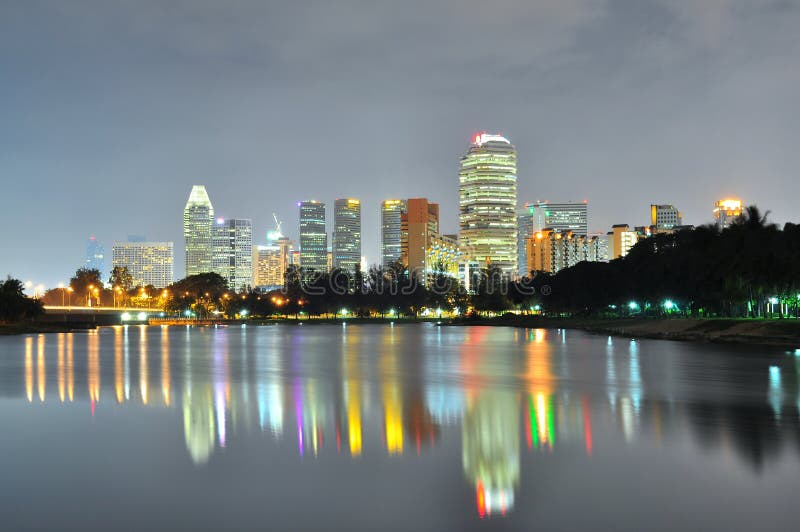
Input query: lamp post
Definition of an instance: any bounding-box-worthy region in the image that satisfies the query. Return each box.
[58,283,65,306]
[87,285,94,307]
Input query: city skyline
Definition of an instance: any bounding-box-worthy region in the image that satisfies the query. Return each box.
[4,2,800,287]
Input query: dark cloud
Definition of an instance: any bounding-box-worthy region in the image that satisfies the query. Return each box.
[1,0,798,285]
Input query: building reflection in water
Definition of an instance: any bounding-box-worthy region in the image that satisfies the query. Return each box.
[17,325,800,518]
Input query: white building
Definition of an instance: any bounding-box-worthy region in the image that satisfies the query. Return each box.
[112,241,174,288]
[213,218,253,292]
[183,185,215,276]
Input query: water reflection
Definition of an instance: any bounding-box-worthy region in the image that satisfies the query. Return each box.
[11,325,800,521]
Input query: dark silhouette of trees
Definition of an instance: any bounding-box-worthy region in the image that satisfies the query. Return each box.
[539,205,800,318]
[0,277,44,323]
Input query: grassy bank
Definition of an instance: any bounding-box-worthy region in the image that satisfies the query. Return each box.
[452,315,800,346]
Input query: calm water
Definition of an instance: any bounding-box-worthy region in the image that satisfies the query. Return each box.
[1,324,799,531]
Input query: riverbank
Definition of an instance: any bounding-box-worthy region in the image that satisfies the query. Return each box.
[453,315,800,347]
[0,322,87,335]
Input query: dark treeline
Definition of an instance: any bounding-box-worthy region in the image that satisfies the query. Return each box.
[532,206,800,318]
[0,277,44,323]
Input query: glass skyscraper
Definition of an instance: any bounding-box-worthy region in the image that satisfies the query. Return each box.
[516,206,536,277]
[333,198,361,274]
[212,218,253,292]
[381,199,405,267]
[459,133,518,275]
[299,201,327,275]
[183,185,215,277]
[85,235,105,275]
[531,201,588,235]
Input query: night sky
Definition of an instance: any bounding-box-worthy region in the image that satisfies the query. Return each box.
[2,0,798,287]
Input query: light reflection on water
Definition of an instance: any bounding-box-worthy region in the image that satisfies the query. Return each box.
[4,324,800,531]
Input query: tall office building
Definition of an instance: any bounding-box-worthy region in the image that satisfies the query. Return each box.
[298,201,327,274]
[516,205,536,277]
[714,198,743,229]
[253,218,292,289]
[112,241,174,288]
[651,204,682,230]
[333,198,362,273]
[381,199,405,267]
[527,201,588,235]
[212,218,253,292]
[401,198,460,282]
[85,235,105,274]
[459,133,517,275]
[183,185,215,276]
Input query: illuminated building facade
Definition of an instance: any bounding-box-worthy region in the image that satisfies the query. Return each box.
[111,241,174,288]
[714,198,744,229]
[333,198,361,274]
[299,201,327,275]
[85,235,105,275]
[401,198,460,282]
[381,199,406,267]
[253,240,291,289]
[459,133,518,275]
[650,204,682,230]
[516,206,536,277]
[526,230,605,274]
[212,218,253,292]
[526,201,589,235]
[183,185,215,276]
[610,224,638,259]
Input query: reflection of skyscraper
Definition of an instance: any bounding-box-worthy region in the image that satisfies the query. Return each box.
[183,385,216,465]
[462,389,520,518]
[184,185,215,276]
[459,133,518,275]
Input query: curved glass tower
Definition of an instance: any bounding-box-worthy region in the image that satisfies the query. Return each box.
[459,133,518,275]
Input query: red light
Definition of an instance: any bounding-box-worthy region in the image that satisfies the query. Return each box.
[476,481,486,518]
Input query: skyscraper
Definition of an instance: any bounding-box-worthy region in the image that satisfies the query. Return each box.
[516,206,536,277]
[401,198,461,282]
[85,235,105,274]
[529,201,588,235]
[333,198,361,273]
[459,133,517,275]
[381,199,405,267]
[212,218,253,292]
[253,217,292,289]
[112,241,174,288]
[183,185,215,276]
[714,198,743,229]
[651,204,682,230]
[299,201,327,275]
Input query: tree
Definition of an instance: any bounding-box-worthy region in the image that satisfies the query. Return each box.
[109,266,133,291]
[0,277,44,323]
[70,267,103,306]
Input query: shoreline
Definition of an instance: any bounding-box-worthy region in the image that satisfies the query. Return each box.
[4,317,800,347]
[451,315,800,347]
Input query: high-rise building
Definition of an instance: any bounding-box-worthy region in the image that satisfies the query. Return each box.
[333,198,362,273]
[610,224,638,259]
[714,198,743,229]
[401,198,460,282]
[112,241,174,288]
[85,235,105,274]
[459,133,518,275]
[516,205,536,277]
[253,217,292,289]
[381,199,405,267]
[183,185,215,276]
[212,218,253,292]
[299,201,327,275]
[651,204,682,230]
[527,201,588,235]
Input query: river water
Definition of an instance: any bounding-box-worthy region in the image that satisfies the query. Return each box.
[1,324,799,531]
